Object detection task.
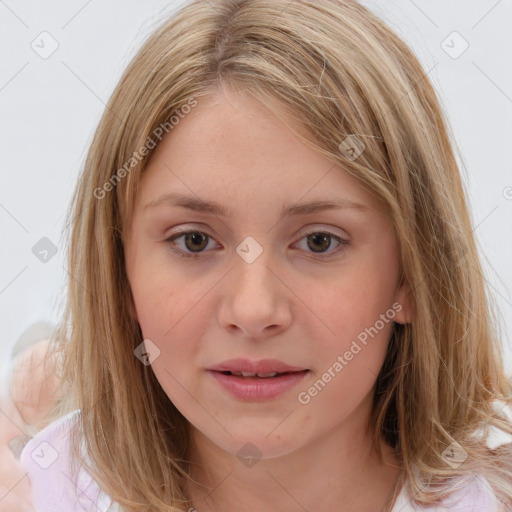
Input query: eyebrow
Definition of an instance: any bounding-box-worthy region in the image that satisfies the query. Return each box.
[144,192,369,218]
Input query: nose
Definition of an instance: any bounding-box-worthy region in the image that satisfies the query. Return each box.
[218,248,292,339]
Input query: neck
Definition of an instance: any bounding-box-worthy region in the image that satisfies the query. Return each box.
[184,399,403,512]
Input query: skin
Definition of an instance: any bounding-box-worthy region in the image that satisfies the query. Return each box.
[124,82,412,512]
[9,339,62,428]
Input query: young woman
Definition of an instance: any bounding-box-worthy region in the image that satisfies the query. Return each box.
[2,1,512,511]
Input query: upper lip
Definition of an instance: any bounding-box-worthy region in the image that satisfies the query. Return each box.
[208,358,307,374]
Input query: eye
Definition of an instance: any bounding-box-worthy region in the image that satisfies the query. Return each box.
[164,230,219,259]
[164,228,350,259]
[293,229,350,258]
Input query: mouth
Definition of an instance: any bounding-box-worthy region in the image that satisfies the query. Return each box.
[214,370,309,379]
[207,369,310,400]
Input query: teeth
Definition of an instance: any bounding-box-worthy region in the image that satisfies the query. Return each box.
[230,371,279,378]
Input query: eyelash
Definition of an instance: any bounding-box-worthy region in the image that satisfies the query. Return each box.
[163,228,350,260]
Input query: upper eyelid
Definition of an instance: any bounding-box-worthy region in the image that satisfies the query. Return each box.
[167,225,349,242]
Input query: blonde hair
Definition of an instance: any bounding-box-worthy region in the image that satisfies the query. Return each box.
[42,0,512,510]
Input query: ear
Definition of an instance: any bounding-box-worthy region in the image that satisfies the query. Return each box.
[392,279,414,325]
[128,292,139,323]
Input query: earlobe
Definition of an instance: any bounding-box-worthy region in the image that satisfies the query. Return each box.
[128,295,139,323]
[393,281,414,325]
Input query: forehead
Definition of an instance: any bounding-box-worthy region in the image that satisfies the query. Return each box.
[135,86,385,219]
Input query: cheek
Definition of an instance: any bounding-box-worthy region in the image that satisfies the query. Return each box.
[130,272,209,370]
[131,278,171,339]
[317,270,397,339]
[129,254,197,339]
[301,292,395,415]
[307,259,398,381]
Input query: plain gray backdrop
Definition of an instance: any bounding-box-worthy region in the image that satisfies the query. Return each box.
[1,1,511,383]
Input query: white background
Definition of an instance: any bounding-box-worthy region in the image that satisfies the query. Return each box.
[1,1,511,379]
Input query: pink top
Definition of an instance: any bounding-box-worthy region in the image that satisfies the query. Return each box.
[19,407,511,512]
[20,410,116,512]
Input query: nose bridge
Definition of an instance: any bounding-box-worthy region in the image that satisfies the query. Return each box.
[232,236,278,296]
[219,235,291,337]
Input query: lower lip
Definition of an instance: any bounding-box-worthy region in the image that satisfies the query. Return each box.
[207,370,309,401]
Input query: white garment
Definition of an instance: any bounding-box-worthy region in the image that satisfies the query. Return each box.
[391,474,504,511]
[391,401,512,511]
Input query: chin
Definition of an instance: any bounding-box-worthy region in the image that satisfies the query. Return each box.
[213,428,306,462]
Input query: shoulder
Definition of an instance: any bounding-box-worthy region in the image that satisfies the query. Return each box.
[392,400,512,511]
[392,474,504,511]
[19,409,117,512]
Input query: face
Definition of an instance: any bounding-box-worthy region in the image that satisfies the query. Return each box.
[124,84,411,460]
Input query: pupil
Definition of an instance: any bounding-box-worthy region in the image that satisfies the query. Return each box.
[308,233,330,252]
[186,232,207,252]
